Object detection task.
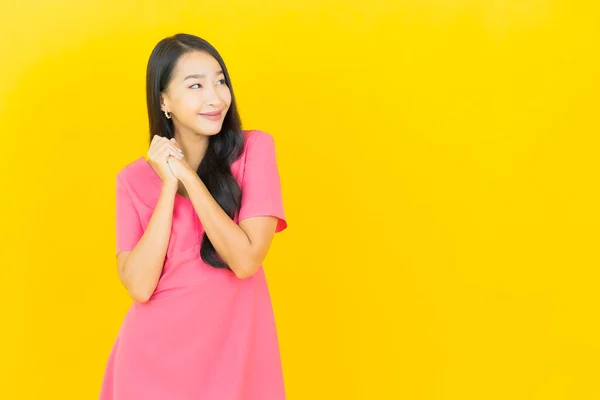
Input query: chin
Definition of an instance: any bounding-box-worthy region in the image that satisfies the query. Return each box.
[195,124,223,136]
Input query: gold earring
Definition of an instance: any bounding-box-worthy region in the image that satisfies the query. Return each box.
[164,110,171,119]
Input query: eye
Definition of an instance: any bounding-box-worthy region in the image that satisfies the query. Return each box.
[217,79,227,85]
[190,83,202,89]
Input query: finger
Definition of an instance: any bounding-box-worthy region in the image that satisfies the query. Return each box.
[168,138,181,148]
[170,149,184,159]
[159,141,183,155]
[150,135,162,149]
[169,138,182,151]
[149,135,168,158]
[148,136,158,157]
[171,142,183,152]
[160,148,184,163]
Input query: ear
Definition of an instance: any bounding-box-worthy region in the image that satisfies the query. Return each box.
[160,92,170,113]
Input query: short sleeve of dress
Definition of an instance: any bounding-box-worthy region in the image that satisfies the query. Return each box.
[238,133,287,233]
[116,174,144,256]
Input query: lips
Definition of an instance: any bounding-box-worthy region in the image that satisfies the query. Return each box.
[199,110,222,121]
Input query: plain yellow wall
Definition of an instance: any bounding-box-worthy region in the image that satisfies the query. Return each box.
[1,0,599,398]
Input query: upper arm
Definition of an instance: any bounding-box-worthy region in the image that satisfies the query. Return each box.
[239,216,279,264]
[116,250,131,278]
[236,132,287,273]
[238,132,287,232]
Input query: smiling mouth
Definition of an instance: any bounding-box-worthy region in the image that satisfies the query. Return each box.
[199,111,222,121]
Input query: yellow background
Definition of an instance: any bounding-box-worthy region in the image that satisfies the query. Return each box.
[1,0,599,398]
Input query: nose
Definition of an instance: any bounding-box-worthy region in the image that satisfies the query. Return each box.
[203,86,223,108]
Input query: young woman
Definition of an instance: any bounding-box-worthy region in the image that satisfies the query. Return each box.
[100,33,287,400]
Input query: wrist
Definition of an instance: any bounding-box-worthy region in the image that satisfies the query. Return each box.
[180,170,198,186]
[162,181,178,192]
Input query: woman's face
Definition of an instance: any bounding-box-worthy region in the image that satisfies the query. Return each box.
[161,50,231,136]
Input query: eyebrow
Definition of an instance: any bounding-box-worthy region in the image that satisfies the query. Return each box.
[183,70,224,80]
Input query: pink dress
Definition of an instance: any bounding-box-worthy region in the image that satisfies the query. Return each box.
[100,130,287,400]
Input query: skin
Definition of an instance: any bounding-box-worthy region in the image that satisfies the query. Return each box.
[117,50,279,302]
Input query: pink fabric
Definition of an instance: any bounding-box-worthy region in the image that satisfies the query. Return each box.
[101,130,287,400]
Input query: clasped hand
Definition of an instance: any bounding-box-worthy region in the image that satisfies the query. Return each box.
[147,135,194,185]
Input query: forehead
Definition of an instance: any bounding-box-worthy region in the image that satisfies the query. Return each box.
[172,50,222,78]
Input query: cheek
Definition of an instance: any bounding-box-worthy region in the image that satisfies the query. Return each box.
[175,93,202,112]
[221,87,232,106]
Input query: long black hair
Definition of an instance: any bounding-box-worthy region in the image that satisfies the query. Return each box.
[146,33,244,269]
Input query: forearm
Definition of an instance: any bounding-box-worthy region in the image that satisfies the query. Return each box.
[121,184,177,301]
[181,172,255,278]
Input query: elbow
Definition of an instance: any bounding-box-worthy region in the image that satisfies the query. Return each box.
[132,293,151,303]
[231,259,261,280]
[120,259,155,303]
[233,266,255,280]
[127,283,155,303]
[234,270,254,280]
[130,289,152,303]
